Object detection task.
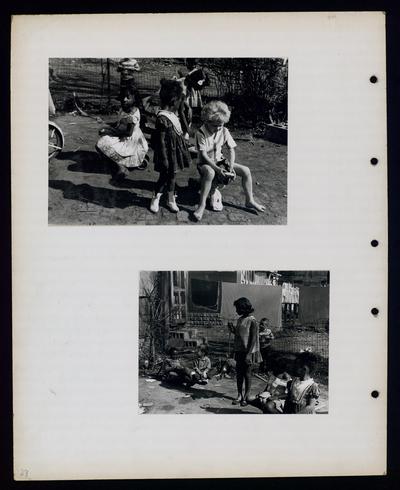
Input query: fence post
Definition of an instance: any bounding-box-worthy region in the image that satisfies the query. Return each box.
[107,58,111,110]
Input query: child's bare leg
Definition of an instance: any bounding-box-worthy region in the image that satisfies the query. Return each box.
[242,364,253,404]
[232,163,265,212]
[233,373,244,404]
[233,361,244,404]
[194,165,215,221]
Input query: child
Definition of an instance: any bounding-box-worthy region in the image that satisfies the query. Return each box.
[229,297,263,406]
[161,347,194,386]
[259,318,274,372]
[193,101,266,221]
[117,58,147,131]
[117,58,140,96]
[248,357,291,414]
[150,79,191,213]
[178,59,209,117]
[192,345,212,384]
[283,352,320,414]
[96,89,149,182]
[215,354,236,379]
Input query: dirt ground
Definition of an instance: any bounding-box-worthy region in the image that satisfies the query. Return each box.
[48,114,287,225]
[139,375,328,415]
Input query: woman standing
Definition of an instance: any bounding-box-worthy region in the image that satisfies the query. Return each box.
[229,297,262,406]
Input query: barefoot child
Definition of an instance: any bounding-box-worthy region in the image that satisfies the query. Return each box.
[149,79,191,213]
[283,352,320,414]
[193,100,265,221]
[96,89,149,182]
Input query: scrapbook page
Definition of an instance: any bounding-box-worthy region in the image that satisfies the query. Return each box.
[11,12,387,479]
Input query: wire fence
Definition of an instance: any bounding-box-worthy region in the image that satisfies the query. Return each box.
[49,58,219,113]
[49,58,288,127]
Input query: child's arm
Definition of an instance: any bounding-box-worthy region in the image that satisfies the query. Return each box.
[227,322,235,334]
[199,150,224,175]
[193,358,201,373]
[203,357,212,374]
[267,330,275,340]
[99,117,134,138]
[155,117,170,168]
[116,121,134,138]
[227,148,236,171]
[99,120,119,135]
[298,398,317,414]
[224,129,237,171]
[116,112,139,138]
[298,384,320,414]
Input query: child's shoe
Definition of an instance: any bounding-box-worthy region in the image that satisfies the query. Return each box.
[210,188,223,211]
[150,193,162,213]
[167,192,180,213]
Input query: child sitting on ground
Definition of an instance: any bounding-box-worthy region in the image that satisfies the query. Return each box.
[248,357,291,413]
[283,351,320,414]
[192,345,212,384]
[193,100,266,221]
[161,347,194,386]
[215,353,237,379]
[96,88,149,182]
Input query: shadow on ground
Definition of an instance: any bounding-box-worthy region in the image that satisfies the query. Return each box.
[201,406,257,414]
[59,150,113,175]
[160,380,233,401]
[49,180,149,210]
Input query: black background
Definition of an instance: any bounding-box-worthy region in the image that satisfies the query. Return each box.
[1,2,399,489]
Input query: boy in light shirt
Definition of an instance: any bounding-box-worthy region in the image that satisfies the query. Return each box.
[194,100,265,221]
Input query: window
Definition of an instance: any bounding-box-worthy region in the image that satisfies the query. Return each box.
[190,278,219,311]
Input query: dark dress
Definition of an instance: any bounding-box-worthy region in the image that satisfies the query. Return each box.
[152,114,191,174]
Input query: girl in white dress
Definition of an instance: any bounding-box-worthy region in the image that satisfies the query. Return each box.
[96,89,149,182]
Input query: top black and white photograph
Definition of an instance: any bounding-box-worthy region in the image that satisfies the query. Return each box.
[48,57,288,225]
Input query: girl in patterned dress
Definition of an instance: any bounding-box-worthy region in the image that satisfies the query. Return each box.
[283,352,320,414]
[149,79,191,213]
[96,89,149,182]
[229,297,263,406]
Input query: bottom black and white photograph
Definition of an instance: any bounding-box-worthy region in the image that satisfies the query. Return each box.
[139,270,329,415]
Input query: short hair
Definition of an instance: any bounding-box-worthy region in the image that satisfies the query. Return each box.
[233,297,254,315]
[159,78,184,107]
[259,317,269,323]
[201,100,231,125]
[296,352,318,376]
